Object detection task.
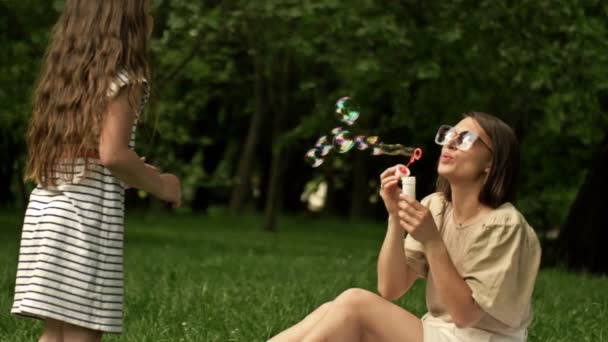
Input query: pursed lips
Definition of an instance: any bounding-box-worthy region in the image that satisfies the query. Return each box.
[440,153,454,162]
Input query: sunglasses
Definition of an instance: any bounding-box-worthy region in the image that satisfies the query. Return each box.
[434,125,492,152]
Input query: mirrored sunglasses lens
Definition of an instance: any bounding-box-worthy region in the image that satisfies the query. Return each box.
[457,132,477,150]
[436,126,453,145]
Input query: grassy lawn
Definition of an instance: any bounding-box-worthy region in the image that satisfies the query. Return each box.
[0,209,606,341]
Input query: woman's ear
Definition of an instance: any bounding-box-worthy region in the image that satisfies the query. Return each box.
[482,165,491,185]
[485,159,492,173]
[483,158,492,174]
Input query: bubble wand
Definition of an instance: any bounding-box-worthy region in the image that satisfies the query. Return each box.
[395,148,422,198]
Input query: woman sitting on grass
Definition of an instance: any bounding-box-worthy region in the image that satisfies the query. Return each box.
[269,112,541,342]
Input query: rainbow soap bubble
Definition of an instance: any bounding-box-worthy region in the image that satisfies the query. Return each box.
[315,136,333,156]
[336,97,360,126]
[305,149,324,167]
[305,97,422,168]
[372,143,417,156]
[333,130,355,153]
[354,136,368,150]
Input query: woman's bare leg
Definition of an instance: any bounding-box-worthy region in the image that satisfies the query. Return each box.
[268,302,333,341]
[63,322,102,342]
[302,288,423,342]
[39,319,63,342]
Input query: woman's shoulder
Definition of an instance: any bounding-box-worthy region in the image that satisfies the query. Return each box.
[486,203,530,228]
[421,192,449,217]
[483,203,540,247]
[421,192,447,205]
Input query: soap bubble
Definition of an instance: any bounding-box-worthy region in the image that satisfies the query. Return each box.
[333,130,355,153]
[304,97,422,168]
[335,97,360,126]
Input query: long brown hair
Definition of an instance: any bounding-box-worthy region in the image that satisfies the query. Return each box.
[437,112,520,208]
[25,0,151,187]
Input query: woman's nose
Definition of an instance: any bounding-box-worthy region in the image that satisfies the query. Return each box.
[445,135,459,150]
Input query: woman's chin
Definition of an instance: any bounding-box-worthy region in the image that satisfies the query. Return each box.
[437,165,454,178]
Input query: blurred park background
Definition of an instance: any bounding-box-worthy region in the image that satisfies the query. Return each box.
[1,0,608,340]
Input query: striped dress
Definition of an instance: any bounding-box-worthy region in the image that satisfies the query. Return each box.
[11,72,149,333]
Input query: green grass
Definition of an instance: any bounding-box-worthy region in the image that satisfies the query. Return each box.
[0,209,606,341]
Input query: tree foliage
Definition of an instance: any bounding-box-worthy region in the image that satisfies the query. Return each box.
[1,0,607,240]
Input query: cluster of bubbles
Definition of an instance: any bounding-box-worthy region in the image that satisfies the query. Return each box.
[305,97,418,168]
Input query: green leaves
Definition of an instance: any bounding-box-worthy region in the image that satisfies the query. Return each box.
[1,0,608,230]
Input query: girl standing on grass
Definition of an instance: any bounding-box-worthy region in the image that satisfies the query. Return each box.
[270,113,541,341]
[11,1,181,341]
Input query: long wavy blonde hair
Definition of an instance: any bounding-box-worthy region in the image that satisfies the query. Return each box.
[26,0,151,187]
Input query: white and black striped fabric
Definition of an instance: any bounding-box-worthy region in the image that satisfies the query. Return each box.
[11,71,149,333]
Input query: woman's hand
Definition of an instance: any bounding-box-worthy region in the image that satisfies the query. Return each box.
[397,194,440,244]
[379,165,404,217]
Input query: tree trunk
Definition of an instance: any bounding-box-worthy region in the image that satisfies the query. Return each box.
[16,152,29,209]
[0,133,16,207]
[263,147,287,232]
[263,54,290,232]
[229,54,265,214]
[556,134,608,275]
[349,153,369,219]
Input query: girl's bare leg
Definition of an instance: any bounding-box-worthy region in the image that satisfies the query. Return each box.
[39,319,63,342]
[63,322,103,342]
